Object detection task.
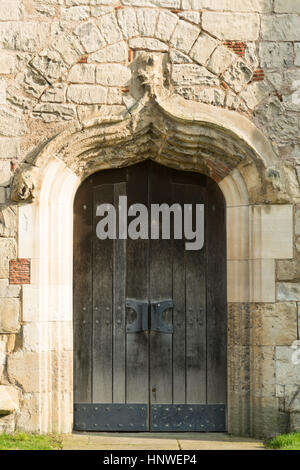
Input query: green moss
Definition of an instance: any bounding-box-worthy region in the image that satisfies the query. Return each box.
[0,433,63,450]
[266,433,300,450]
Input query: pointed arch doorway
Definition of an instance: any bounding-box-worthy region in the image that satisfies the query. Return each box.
[73,160,227,432]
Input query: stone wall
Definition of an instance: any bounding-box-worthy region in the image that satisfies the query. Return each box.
[0,0,300,437]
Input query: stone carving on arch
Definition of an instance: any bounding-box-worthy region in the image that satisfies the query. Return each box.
[11,87,292,206]
[11,53,296,436]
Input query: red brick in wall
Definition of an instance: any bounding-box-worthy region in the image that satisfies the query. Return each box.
[223,41,246,57]
[9,259,31,285]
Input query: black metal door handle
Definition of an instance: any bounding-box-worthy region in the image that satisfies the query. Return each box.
[126,299,149,333]
[151,300,174,334]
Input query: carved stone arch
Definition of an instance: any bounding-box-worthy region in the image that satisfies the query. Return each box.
[12,95,294,436]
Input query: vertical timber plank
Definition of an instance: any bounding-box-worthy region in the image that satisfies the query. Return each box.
[185,184,207,404]
[74,179,93,403]
[149,162,173,406]
[92,184,114,403]
[206,179,227,404]
[172,183,186,404]
[126,162,149,404]
[113,182,127,403]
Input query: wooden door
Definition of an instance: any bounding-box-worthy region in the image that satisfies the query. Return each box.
[73,161,227,432]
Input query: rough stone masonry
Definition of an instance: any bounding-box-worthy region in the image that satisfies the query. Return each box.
[0,0,299,438]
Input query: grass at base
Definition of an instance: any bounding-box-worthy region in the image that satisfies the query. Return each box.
[0,433,62,450]
[266,433,300,450]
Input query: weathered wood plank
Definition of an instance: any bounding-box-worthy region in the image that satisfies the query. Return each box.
[126,162,149,404]
[92,183,114,403]
[112,182,127,403]
[73,178,93,403]
[149,162,173,405]
[206,178,227,404]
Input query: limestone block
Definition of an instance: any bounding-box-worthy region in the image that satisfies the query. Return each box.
[136,8,158,37]
[0,340,5,381]
[32,103,76,122]
[251,259,276,303]
[96,64,131,86]
[67,84,107,104]
[0,138,19,159]
[0,0,21,21]
[207,46,235,76]
[252,303,297,346]
[274,0,300,14]
[91,6,114,18]
[0,238,16,278]
[169,49,193,64]
[89,42,127,62]
[30,50,67,85]
[240,81,271,110]
[0,386,19,415]
[296,209,300,236]
[222,60,253,93]
[227,259,275,303]
[0,206,17,238]
[251,205,293,259]
[61,6,90,21]
[97,12,123,45]
[129,38,168,52]
[252,346,276,398]
[277,259,300,282]
[68,64,95,84]
[261,15,300,41]
[7,351,49,393]
[34,4,56,17]
[227,206,250,260]
[259,42,294,70]
[202,13,259,41]
[0,54,15,74]
[191,0,272,12]
[0,22,50,53]
[296,237,300,252]
[265,71,283,91]
[41,84,67,103]
[277,283,300,301]
[0,298,20,333]
[116,8,139,40]
[0,160,10,186]
[0,280,20,298]
[189,34,217,65]
[295,43,300,67]
[23,323,42,352]
[255,96,299,145]
[0,107,27,137]
[244,43,259,70]
[75,21,105,53]
[122,0,180,6]
[275,346,300,412]
[155,10,178,42]
[15,392,42,432]
[196,88,225,107]
[178,11,200,24]
[0,188,5,203]
[170,20,199,54]
[107,88,122,105]
[228,304,251,347]
[52,34,83,67]
[23,68,48,99]
[171,64,219,86]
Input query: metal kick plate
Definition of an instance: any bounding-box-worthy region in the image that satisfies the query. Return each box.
[150,404,226,432]
[74,404,148,432]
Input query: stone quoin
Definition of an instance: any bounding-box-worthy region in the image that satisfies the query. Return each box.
[0,0,299,438]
